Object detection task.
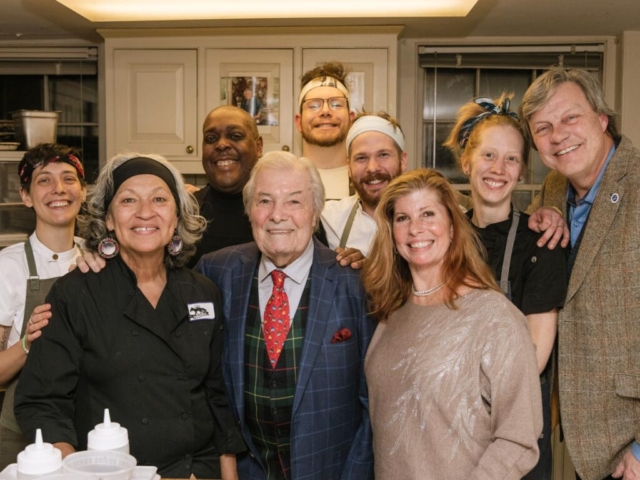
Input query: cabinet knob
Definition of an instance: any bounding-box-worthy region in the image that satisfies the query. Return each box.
[186,145,194,154]
[282,145,290,152]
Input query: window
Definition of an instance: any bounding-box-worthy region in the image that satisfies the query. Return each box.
[0,48,99,182]
[419,44,604,211]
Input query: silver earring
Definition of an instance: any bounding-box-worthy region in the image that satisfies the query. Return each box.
[167,232,183,256]
[97,233,119,259]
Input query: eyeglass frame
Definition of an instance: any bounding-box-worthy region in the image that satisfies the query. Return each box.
[300,96,350,113]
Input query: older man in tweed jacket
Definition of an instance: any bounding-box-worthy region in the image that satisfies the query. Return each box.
[196,151,375,480]
[521,67,640,480]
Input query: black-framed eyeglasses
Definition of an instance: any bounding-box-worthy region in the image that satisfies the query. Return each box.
[301,97,348,112]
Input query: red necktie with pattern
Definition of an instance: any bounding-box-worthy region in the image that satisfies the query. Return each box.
[263,270,291,368]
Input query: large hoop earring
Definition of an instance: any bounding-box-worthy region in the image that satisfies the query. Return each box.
[97,233,119,259]
[167,232,183,256]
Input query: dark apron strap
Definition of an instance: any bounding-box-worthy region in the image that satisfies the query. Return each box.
[24,237,40,305]
[499,208,521,299]
[338,200,361,250]
[0,238,62,434]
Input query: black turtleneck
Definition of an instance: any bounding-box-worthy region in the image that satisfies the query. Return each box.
[187,184,254,268]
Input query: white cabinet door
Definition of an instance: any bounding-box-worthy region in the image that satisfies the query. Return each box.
[302,48,391,115]
[113,49,198,160]
[205,49,293,153]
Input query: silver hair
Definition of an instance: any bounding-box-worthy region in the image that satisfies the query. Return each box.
[77,152,206,269]
[242,151,325,226]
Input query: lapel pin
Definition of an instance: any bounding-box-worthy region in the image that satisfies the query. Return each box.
[611,193,620,204]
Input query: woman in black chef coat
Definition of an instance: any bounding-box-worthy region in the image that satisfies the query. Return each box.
[444,94,568,480]
[15,153,245,479]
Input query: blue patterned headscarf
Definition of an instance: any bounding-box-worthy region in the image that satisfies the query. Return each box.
[457,97,519,150]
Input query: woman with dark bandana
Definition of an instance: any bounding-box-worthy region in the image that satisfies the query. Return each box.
[15,153,244,479]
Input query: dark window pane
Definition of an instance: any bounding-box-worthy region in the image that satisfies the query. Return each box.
[0,76,44,119]
[423,121,467,184]
[57,126,99,183]
[513,190,533,212]
[424,68,475,120]
[49,76,98,124]
[531,151,551,184]
[478,69,531,109]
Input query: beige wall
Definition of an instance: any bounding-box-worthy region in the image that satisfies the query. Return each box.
[619,31,640,146]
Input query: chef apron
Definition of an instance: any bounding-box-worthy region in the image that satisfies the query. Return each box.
[0,238,65,467]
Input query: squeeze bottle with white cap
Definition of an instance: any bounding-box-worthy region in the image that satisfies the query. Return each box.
[16,429,63,479]
[87,409,129,453]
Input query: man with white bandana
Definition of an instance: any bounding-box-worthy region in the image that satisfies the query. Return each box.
[295,62,355,200]
[321,112,407,256]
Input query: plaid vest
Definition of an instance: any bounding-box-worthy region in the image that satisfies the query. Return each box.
[244,271,310,480]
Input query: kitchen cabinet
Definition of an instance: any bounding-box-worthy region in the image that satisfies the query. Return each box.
[112,49,198,162]
[0,151,35,248]
[100,27,401,174]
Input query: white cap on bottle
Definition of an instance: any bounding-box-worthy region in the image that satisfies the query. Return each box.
[17,429,63,479]
[87,409,129,453]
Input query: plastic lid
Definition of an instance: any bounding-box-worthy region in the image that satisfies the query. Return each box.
[87,409,129,451]
[17,429,63,475]
[62,450,136,479]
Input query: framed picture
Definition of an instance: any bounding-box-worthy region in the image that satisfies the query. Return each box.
[221,75,279,126]
[206,50,293,152]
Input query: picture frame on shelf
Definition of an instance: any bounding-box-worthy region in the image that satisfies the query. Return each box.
[206,49,293,153]
[221,75,280,127]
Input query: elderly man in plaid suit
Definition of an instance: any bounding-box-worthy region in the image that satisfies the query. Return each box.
[522,67,640,480]
[196,150,375,480]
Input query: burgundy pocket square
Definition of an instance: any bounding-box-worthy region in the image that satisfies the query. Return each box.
[331,328,353,344]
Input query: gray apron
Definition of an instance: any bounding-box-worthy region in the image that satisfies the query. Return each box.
[0,239,63,464]
[499,208,520,300]
[338,200,361,250]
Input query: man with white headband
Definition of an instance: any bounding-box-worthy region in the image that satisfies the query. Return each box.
[321,112,407,257]
[295,62,355,200]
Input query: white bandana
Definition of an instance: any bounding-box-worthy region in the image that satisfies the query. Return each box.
[298,76,350,108]
[346,115,405,153]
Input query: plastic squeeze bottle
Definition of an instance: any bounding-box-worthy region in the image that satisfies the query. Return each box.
[87,409,129,453]
[17,429,63,479]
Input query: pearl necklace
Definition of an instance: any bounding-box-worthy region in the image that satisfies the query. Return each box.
[411,281,446,297]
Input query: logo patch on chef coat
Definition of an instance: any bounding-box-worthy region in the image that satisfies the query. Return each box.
[188,302,215,321]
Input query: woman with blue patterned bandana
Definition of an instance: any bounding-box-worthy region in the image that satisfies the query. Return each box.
[444,93,569,480]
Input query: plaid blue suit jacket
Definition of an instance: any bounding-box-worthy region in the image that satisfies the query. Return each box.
[196,238,375,480]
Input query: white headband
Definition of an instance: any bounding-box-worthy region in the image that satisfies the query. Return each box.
[298,76,350,108]
[346,116,405,153]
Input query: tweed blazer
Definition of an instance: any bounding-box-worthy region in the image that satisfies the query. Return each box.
[529,136,640,480]
[196,238,375,480]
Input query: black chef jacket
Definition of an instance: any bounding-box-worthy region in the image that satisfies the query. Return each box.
[467,208,568,315]
[15,255,245,478]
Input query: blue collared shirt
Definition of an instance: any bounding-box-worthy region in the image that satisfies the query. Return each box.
[566,145,615,248]
[633,441,640,462]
